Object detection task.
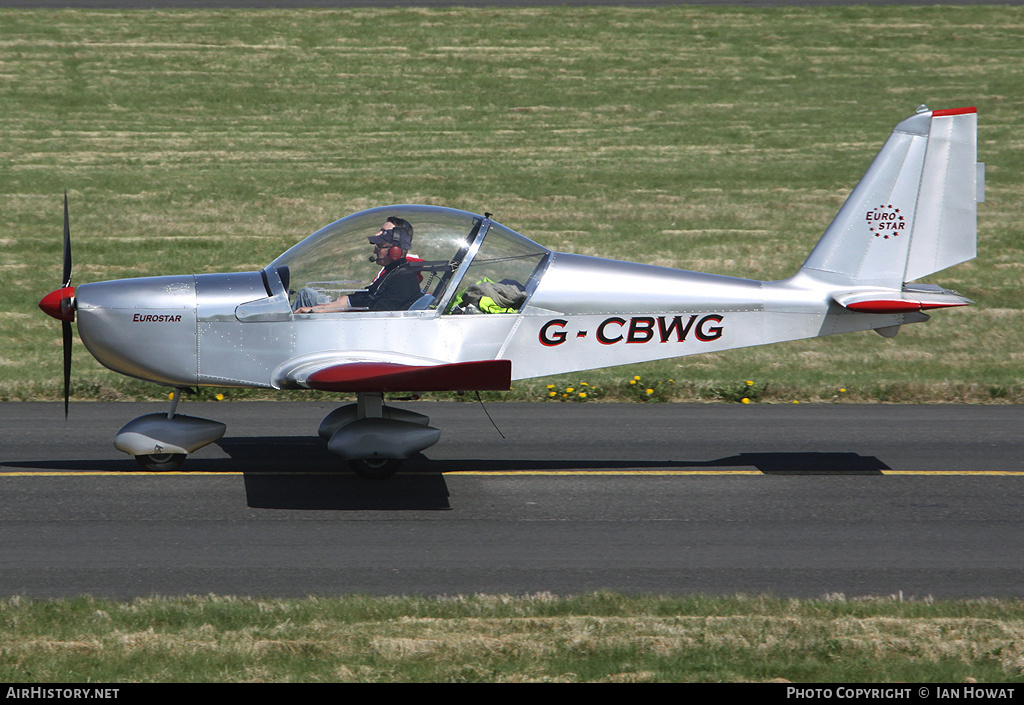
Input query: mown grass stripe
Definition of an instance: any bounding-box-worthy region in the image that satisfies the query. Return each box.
[2,592,1024,682]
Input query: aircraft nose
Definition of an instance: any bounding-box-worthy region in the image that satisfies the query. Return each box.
[39,286,76,322]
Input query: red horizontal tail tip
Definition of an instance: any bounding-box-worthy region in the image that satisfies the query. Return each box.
[846,299,969,313]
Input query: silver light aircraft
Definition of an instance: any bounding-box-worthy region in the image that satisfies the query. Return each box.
[40,106,983,478]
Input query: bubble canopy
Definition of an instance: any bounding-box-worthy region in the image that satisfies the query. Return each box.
[267,205,551,314]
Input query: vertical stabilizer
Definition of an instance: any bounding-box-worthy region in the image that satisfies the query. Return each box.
[801,107,980,288]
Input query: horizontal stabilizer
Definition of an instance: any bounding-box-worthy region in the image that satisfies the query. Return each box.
[833,284,972,313]
[305,359,512,392]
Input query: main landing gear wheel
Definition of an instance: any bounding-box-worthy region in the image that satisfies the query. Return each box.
[134,453,187,472]
[348,458,401,479]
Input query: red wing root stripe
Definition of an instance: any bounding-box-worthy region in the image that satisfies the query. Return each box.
[306,359,512,393]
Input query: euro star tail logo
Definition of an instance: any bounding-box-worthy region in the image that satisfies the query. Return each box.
[866,204,906,239]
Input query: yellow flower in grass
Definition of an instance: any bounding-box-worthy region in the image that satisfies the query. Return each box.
[566,387,574,393]
[629,380,637,385]
[741,397,750,404]
[215,393,224,401]
[634,375,641,381]
[645,388,654,395]
[548,391,557,398]
[578,392,587,399]
[745,380,754,386]
[546,384,555,389]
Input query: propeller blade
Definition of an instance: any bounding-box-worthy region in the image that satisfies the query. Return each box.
[62,191,72,288]
[62,319,72,418]
[60,192,73,417]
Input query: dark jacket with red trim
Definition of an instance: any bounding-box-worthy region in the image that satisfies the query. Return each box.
[348,258,422,311]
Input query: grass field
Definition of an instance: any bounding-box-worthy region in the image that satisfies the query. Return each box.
[2,592,1023,682]
[1,6,1022,403]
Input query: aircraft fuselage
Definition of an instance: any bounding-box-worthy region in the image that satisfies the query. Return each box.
[76,252,916,389]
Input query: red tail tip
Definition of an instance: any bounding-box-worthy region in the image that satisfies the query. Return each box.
[932,107,977,117]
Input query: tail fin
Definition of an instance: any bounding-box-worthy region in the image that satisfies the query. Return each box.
[801,107,982,288]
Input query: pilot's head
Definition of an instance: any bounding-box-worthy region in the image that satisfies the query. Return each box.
[368,217,413,264]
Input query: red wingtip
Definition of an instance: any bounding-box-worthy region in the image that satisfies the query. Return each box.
[39,286,76,321]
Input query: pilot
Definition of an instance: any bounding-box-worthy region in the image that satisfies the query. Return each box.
[293,217,422,313]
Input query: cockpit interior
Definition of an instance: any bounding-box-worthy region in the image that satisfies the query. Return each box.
[267,205,551,316]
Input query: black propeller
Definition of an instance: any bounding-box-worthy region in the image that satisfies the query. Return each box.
[63,192,72,289]
[61,192,72,417]
[39,192,76,418]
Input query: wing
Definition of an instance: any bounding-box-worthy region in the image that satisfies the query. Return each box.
[296,359,512,393]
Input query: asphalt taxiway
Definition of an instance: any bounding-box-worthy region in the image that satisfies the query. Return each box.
[2,401,1022,599]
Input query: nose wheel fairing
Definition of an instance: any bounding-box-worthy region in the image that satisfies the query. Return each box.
[114,412,226,466]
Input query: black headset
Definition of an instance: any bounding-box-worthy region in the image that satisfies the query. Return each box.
[384,217,412,261]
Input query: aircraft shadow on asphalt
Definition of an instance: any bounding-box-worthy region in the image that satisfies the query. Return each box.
[6,435,888,511]
[214,436,892,481]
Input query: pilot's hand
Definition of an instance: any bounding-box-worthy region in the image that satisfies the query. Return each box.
[295,306,315,314]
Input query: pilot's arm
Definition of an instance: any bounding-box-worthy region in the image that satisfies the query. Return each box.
[296,295,351,314]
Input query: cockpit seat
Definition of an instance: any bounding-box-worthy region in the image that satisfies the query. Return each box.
[408,293,435,310]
